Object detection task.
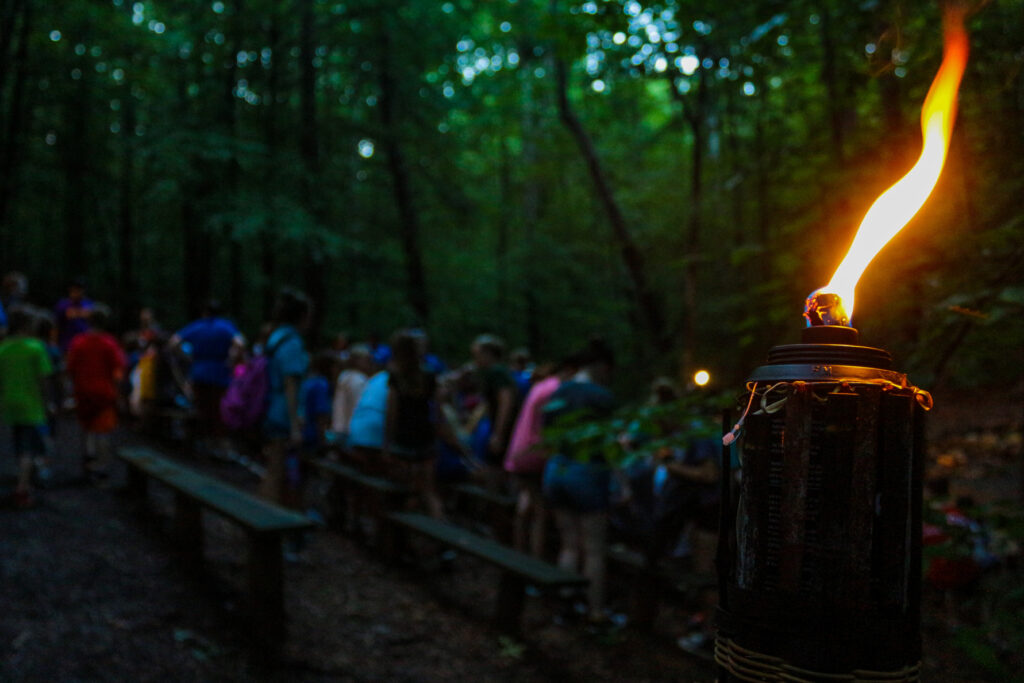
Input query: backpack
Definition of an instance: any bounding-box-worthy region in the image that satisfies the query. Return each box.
[219,331,295,431]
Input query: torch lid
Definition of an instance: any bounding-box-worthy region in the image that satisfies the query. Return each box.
[748,340,906,384]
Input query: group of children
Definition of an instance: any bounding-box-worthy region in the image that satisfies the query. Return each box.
[0,277,127,508]
[1,275,721,643]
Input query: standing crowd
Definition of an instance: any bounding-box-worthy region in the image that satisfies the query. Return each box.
[0,272,722,643]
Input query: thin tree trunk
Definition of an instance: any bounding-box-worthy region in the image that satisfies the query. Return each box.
[519,66,542,353]
[63,67,89,280]
[555,57,669,354]
[820,4,845,162]
[0,0,30,253]
[300,0,327,338]
[117,96,137,321]
[225,0,244,320]
[497,137,511,327]
[378,27,430,325]
[261,13,281,319]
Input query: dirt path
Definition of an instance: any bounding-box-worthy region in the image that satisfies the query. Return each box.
[0,422,714,682]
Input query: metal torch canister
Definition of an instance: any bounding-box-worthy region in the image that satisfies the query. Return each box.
[715,325,928,681]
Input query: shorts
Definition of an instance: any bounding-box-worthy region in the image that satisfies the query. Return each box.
[542,454,611,513]
[75,394,118,433]
[12,424,45,456]
[192,382,227,437]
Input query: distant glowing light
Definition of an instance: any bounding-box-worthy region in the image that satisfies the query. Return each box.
[742,81,756,96]
[212,1,225,13]
[654,56,667,72]
[612,32,626,45]
[357,139,375,158]
[500,21,511,32]
[679,54,699,75]
[49,30,61,42]
[591,79,606,92]
[865,43,877,55]
[694,370,710,387]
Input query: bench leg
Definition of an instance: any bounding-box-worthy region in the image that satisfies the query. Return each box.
[173,492,203,573]
[495,572,525,635]
[247,531,285,646]
[126,465,148,503]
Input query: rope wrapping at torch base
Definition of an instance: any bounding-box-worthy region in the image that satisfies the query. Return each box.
[715,637,921,683]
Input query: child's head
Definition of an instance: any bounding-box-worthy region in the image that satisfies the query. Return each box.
[67,277,87,301]
[348,343,373,374]
[580,337,614,385]
[272,288,312,331]
[389,330,421,377]
[471,334,505,369]
[89,304,112,332]
[510,347,531,372]
[33,311,55,342]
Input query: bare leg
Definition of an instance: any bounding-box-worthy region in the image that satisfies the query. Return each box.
[581,511,608,619]
[17,455,33,495]
[529,493,548,559]
[554,509,581,574]
[419,460,445,520]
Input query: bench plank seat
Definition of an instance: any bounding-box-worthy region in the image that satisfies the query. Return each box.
[388,511,584,588]
[310,458,408,495]
[453,483,515,510]
[119,447,312,533]
[386,510,586,633]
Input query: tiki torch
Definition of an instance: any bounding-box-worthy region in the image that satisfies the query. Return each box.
[715,8,968,681]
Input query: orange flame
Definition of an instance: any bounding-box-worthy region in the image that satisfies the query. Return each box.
[819,7,969,321]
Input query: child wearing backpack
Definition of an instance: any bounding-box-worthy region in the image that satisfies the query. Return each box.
[259,289,311,508]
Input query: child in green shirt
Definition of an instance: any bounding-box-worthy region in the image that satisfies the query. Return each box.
[0,308,54,508]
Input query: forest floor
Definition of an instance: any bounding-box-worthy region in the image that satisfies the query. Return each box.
[0,386,1020,682]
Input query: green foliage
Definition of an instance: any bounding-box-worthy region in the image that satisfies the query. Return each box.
[0,0,1021,390]
[542,392,728,467]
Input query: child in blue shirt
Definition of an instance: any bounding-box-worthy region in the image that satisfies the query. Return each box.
[301,351,338,452]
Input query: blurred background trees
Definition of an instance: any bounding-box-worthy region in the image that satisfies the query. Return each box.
[1,0,1021,393]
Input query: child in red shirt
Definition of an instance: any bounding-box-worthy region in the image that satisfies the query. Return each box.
[66,305,125,481]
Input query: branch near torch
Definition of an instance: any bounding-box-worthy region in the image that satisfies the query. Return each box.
[717,7,967,680]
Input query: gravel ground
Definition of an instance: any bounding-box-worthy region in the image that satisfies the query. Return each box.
[2,398,1019,681]
[0,421,713,682]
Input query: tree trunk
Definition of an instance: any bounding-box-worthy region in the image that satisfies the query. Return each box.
[225,0,244,320]
[555,58,669,355]
[519,64,542,353]
[378,27,430,326]
[261,12,281,319]
[0,0,30,255]
[63,66,89,281]
[117,95,137,322]
[679,64,709,370]
[496,136,511,329]
[820,4,845,162]
[299,0,327,338]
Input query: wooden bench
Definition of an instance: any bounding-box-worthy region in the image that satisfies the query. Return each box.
[309,458,410,545]
[385,511,587,634]
[451,482,516,542]
[116,446,313,646]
